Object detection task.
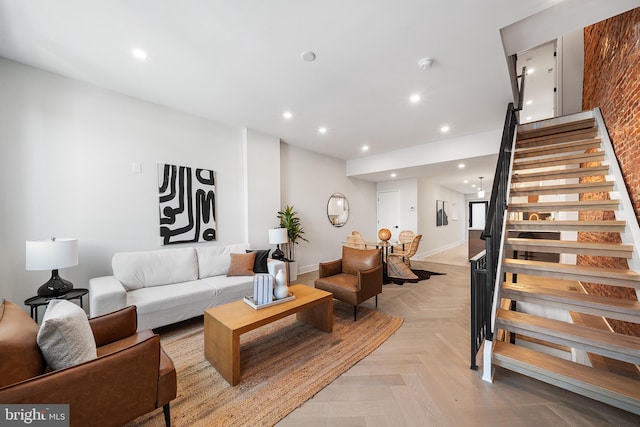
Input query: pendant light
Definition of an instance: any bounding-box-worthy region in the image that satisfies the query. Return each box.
[477,177,485,198]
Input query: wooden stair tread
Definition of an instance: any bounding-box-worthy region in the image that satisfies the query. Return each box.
[516,128,599,149]
[570,312,640,380]
[507,220,626,232]
[512,166,609,183]
[501,282,640,322]
[517,118,596,141]
[492,341,640,414]
[514,138,602,159]
[505,238,633,257]
[495,309,640,364]
[503,258,640,288]
[510,181,614,197]
[509,199,619,212]
[513,152,604,170]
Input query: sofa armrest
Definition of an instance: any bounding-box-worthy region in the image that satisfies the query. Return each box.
[0,333,164,427]
[318,259,342,278]
[89,305,138,347]
[267,258,286,276]
[89,275,127,318]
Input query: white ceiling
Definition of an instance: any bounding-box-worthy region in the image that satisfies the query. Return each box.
[0,0,618,194]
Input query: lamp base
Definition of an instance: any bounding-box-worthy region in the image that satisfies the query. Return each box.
[272,245,285,260]
[37,269,74,297]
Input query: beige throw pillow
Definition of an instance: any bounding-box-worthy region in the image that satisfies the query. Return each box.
[227,252,257,276]
[37,299,97,370]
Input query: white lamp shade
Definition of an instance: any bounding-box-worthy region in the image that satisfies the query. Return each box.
[26,238,78,271]
[268,228,288,245]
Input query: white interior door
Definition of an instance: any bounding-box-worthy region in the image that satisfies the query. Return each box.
[377,191,401,238]
[470,201,487,230]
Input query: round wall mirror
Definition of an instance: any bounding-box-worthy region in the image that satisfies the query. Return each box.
[327,193,349,227]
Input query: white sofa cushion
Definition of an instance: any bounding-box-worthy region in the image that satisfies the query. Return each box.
[196,243,250,278]
[112,247,198,291]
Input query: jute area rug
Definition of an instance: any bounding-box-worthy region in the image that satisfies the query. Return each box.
[127,302,403,427]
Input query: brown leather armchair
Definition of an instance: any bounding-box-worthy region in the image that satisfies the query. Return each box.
[314,246,383,320]
[0,300,177,427]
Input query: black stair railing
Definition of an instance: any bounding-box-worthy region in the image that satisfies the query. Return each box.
[470,101,519,370]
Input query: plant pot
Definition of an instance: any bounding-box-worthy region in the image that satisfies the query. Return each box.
[288,261,298,282]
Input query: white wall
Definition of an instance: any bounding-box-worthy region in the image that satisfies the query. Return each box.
[0,58,252,305]
[280,144,377,273]
[417,180,466,257]
[376,178,418,237]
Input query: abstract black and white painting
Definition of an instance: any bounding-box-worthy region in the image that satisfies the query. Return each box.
[436,200,449,227]
[158,163,216,245]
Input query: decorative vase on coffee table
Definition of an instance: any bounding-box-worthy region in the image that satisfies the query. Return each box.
[274,269,289,299]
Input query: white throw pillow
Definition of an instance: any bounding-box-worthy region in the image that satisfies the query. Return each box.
[37,299,97,370]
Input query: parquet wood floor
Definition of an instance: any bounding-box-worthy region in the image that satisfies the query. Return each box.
[278,245,640,426]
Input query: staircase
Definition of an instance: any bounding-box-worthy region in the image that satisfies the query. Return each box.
[486,109,640,415]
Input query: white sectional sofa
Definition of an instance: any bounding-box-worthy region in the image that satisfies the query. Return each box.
[89,243,284,330]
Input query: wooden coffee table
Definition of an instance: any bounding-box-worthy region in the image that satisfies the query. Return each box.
[204,284,333,385]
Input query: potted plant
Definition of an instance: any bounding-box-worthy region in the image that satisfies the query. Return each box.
[277,205,308,281]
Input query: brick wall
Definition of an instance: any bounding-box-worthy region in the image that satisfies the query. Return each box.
[581,7,640,336]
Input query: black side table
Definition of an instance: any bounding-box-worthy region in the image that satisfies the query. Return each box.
[24,288,89,323]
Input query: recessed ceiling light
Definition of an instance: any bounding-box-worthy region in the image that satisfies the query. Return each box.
[362,145,369,152]
[283,111,292,119]
[409,94,421,103]
[472,184,476,188]
[390,173,397,178]
[318,127,327,134]
[464,180,469,184]
[441,125,450,133]
[526,116,532,121]
[526,100,533,105]
[131,48,148,61]
[301,51,316,62]
[458,163,465,169]
[527,68,535,75]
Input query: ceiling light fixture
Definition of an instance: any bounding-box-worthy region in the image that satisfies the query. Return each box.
[418,57,434,70]
[464,180,469,184]
[301,51,316,62]
[361,145,369,152]
[458,163,465,169]
[441,125,450,133]
[318,127,327,134]
[477,177,485,198]
[526,100,533,105]
[390,173,397,178]
[409,94,421,103]
[283,111,292,119]
[131,48,148,61]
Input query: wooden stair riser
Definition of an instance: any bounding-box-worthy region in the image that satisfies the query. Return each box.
[512,166,610,183]
[507,220,627,233]
[513,152,604,171]
[510,182,614,197]
[505,238,633,258]
[501,283,640,323]
[514,139,602,160]
[492,341,640,415]
[495,309,640,365]
[509,200,619,212]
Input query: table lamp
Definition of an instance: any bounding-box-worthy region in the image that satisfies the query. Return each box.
[26,237,78,297]
[268,228,288,261]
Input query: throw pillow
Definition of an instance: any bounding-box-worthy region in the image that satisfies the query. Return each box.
[227,252,257,276]
[36,299,97,370]
[386,255,418,280]
[246,249,271,273]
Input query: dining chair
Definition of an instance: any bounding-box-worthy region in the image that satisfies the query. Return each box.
[394,230,415,252]
[389,234,422,267]
[345,234,367,249]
